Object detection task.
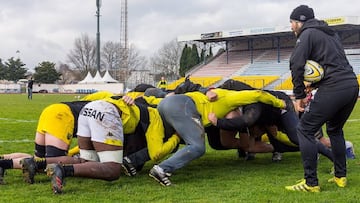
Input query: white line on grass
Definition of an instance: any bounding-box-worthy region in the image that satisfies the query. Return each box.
[0,139,33,143]
[1,117,359,123]
[0,118,360,123]
[0,117,37,123]
[347,119,360,122]
[1,119,359,143]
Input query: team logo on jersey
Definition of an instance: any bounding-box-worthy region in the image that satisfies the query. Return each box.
[67,133,73,140]
[82,107,105,121]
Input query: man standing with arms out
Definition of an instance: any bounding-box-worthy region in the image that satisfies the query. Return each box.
[27,77,34,100]
[157,76,168,91]
[285,5,358,192]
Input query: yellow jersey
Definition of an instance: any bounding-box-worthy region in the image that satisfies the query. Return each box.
[103,97,179,161]
[185,89,285,127]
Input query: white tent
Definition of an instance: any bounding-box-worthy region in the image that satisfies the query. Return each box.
[78,72,94,84]
[101,70,119,83]
[91,71,103,83]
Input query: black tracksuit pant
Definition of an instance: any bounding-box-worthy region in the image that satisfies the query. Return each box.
[298,85,358,186]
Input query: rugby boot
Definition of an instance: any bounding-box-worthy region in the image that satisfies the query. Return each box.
[285,179,320,192]
[20,157,37,184]
[122,156,137,177]
[328,177,347,188]
[46,164,65,194]
[149,165,171,186]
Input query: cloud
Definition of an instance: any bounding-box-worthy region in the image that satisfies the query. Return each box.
[0,0,359,71]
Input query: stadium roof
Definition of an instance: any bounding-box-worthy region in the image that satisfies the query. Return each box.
[178,16,360,43]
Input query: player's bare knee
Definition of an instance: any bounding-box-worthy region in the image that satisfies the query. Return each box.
[101,162,122,181]
[98,150,123,180]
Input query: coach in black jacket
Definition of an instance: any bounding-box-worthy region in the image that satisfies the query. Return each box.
[286,5,359,192]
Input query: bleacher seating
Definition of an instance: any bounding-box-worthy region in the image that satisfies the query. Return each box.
[239,49,291,76]
[167,76,223,90]
[276,52,360,90]
[187,42,360,91]
[255,48,292,62]
[191,50,261,78]
[232,76,280,89]
[75,89,98,94]
[240,61,289,76]
[346,54,360,74]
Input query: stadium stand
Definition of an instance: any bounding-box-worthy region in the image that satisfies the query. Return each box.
[276,48,360,90]
[274,77,293,90]
[240,61,289,76]
[167,76,222,90]
[177,16,360,92]
[346,53,360,74]
[190,50,255,78]
[232,75,279,89]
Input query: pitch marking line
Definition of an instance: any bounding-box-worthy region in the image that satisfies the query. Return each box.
[0,119,359,143]
[0,117,37,123]
[0,139,33,143]
[347,119,360,122]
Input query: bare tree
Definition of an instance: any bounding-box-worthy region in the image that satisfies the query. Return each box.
[127,44,147,71]
[57,63,82,84]
[101,41,121,70]
[117,44,147,85]
[67,33,96,73]
[64,33,147,85]
[101,43,147,83]
[150,39,182,80]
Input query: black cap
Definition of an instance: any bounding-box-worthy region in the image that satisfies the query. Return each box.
[290,5,314,22]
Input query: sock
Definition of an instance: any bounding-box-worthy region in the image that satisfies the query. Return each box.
[63,165,74,177]
[0,155,4,160]
[0,159,14,169]
[34,157,47,170]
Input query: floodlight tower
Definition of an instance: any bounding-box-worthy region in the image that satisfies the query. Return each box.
[120,0,129,88]
[120,0,128,51]
[96,0,102,72]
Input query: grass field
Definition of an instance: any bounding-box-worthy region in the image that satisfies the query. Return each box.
[0,93,360,203]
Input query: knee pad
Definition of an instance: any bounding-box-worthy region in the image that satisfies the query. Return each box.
[45,145,68,157]
[98,150,123,163]
[80,149,99,162]
[35,143,46,158]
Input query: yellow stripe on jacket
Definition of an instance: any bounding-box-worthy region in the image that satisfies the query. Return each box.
[146,107,180,161]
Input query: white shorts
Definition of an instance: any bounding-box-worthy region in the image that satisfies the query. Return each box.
[77,100,124,147]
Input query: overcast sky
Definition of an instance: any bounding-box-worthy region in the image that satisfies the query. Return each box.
[0,0,359,71]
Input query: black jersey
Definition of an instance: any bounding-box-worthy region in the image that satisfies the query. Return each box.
[61,101,90,137]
